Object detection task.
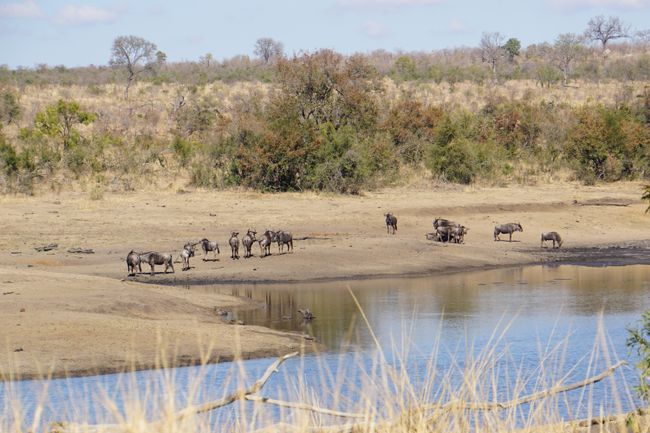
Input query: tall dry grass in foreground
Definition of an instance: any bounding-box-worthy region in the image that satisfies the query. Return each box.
[0,311,646,433]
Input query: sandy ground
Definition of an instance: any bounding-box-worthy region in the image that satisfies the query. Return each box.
[0,182,649,379]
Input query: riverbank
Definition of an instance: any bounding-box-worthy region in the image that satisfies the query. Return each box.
[0,182,648,378]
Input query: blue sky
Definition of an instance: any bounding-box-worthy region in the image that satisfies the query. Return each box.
[1,0,649,68]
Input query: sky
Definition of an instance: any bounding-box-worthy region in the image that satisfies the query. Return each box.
[0,0,649,68]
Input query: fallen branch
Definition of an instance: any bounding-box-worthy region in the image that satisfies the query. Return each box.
[430,360,626,412]
[245,395,365,419]
[174,351,300,420]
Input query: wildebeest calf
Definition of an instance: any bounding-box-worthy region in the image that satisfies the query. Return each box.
[126,250,142,276]
[199,238,220,261]
[494,223,523,242]
[242,229,257,258]
[385,213,397,235]
[541,231,563,249]
[139,252,174,276]
[276,230,293,253]
[450,225,469,244]
[229,232,240,259]
[180,243,195,271]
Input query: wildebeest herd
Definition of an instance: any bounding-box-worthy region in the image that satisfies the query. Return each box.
[126,211,563,277]
[126,228,293,276]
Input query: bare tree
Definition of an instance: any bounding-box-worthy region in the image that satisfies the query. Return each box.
[254,37,284,63]
[480,32,506,83]
[635,29,650,51]
[553,33,585,86]
[109,35,158,99]
[585,15,629,50]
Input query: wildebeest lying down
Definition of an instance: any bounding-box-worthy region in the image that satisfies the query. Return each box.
[199,238,220,261]
[494,223,523,242]
[385,213,397,235]
[139,252,174,275]
[541,231,563,249]
[126,250,142,276]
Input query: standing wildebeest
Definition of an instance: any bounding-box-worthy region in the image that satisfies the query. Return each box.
[242,229,257,258]
[541,232,563,249]
[276,230,293,253]
[126,250,142,276]
[199,238,220,261]
[450,225,469,244]
[180,243,195,271]
[385,213,397,235]
[494,223,523,242]
[258,230,276,258]
[229,232,240,260]
[433,218,453,230]
[139,252,174,276]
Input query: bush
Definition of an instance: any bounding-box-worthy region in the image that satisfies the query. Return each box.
[427,137,479,184]
[0,133,18,175]
[627,310,650,402]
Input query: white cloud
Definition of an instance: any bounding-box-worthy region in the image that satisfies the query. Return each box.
[362,20,390,37]
[0,0,44,19]
[547,0,650,9]
[55,4,120,25]
[337,0,442,10]
[449,18,467,33]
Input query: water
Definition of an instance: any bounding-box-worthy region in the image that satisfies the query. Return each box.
[2,264,650,430]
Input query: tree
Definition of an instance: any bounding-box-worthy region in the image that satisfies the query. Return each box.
[480,32,506,83]
[553,33,585,85]
[254,37,284,63]
[502,38,521,62]
[636,29,650,51]
[585,15,629,50]
[627,310,650,402]
[34,99,95,151]
[109,35,158,99]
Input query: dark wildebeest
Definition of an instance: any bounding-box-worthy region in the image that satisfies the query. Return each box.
[180,242,196,271]
[385,213,397,235]
[433,218,454,230]
[199,238,220,261]
[450,225,469,244]
[139,252,174,276]
[275,230,293,253]
[242,229,257,258]
[258,230,276,258]
[298,309,315,321]
[229,232,240,260]
[494,223,523,242]
[126,250,142,276]
[541,232,563,249]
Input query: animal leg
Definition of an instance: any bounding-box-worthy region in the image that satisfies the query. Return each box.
[150,263,155,276]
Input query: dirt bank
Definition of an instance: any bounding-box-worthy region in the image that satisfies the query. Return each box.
[0,182,648,378]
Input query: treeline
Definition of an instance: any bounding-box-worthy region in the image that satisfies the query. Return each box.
[1,49,649,194]
[2,41,650,89]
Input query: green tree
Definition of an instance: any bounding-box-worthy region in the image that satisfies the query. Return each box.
[393,55,417,81]
[553,33,585,85]
[0,90,21,124]
[34,99,95,151]
[627,310,650,402]
[503,38,521,61]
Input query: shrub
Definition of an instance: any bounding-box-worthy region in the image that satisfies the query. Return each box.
[0,89,21,124]
[427,137,479,184]
[0,133,18,175]
[627,310,650,402]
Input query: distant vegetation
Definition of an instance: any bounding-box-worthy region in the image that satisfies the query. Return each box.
[0,16,649,194]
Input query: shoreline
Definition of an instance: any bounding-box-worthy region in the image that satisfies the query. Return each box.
[2,183,649,380]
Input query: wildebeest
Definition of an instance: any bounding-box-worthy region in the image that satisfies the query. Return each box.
[385,213,397,235]
[433,218,454,230]
[450,225,469,244]
[126,250,142,276]
[276,230,293,253]
[541,231,563,249]
[298,309,315,321]
[494,223,523,242]
[180,243,195,271]
[229,232,240,260]
[139,252,174,276]
[199,238,220,261]
[258,230,276,258]
[242,229,257,258]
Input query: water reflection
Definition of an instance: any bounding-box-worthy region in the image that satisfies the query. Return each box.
[196,264,650,349]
